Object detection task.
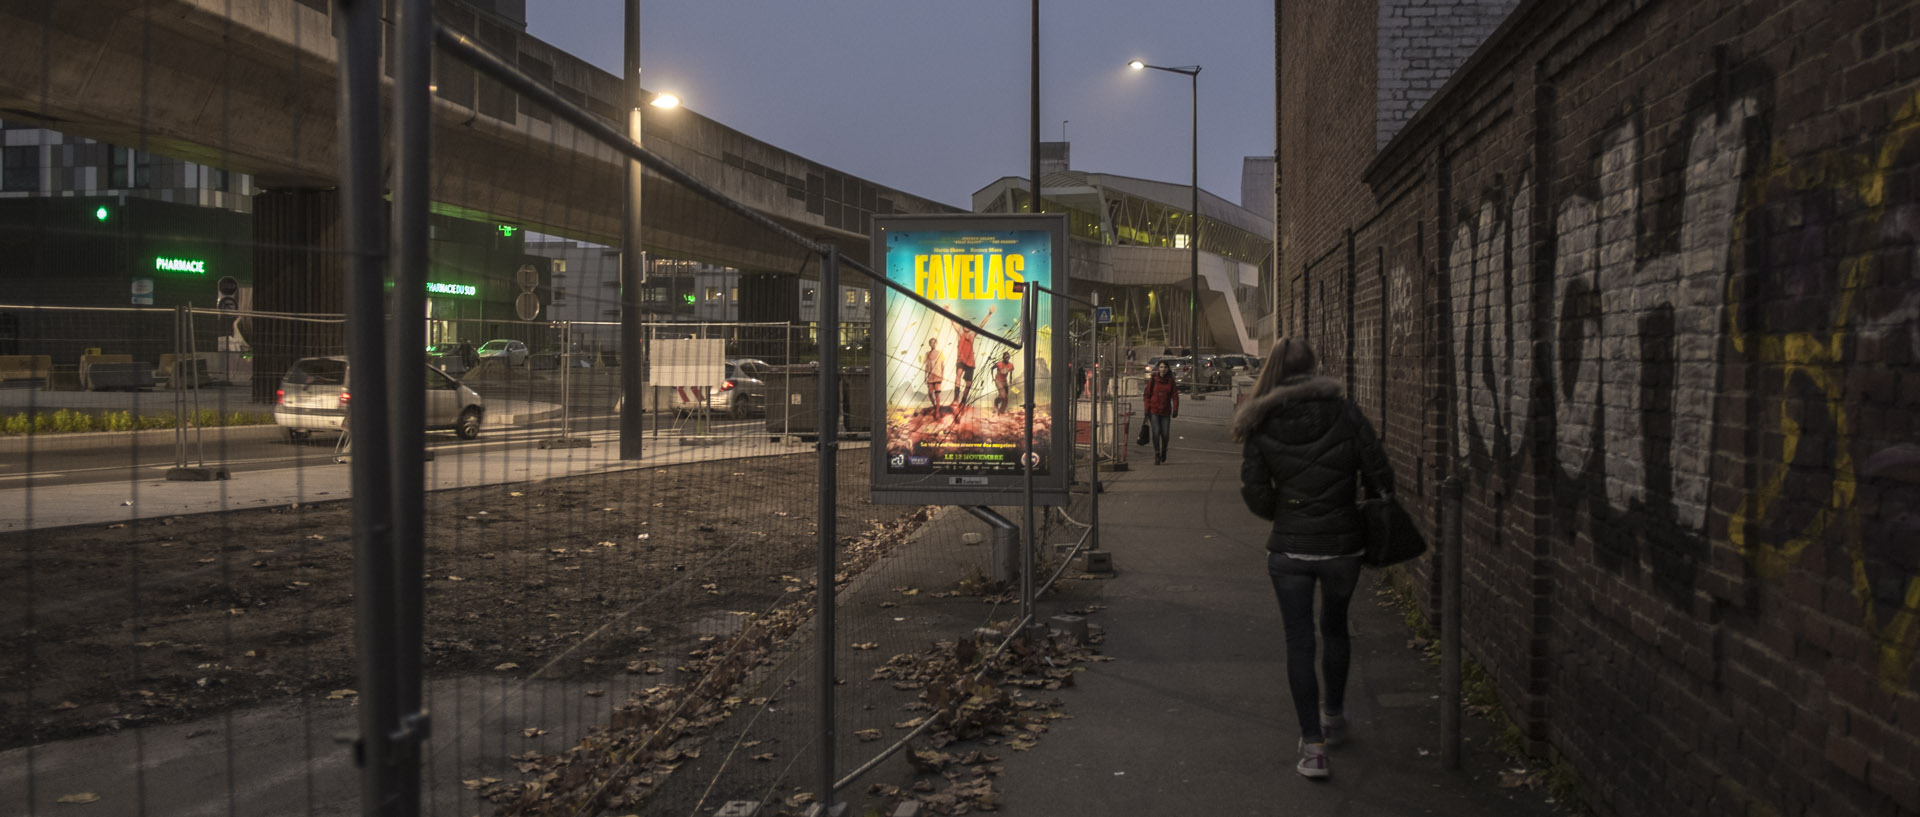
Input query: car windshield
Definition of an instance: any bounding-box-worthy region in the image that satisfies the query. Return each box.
[479,341,508,351]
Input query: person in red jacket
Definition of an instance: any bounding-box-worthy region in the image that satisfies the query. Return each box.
[1141,361,1180,464]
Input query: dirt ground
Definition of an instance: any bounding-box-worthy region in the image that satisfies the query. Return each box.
[1,450,921,752]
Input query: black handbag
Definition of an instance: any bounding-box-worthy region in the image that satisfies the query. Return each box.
[1136,421,1150,446]
[1360,494,1427,567]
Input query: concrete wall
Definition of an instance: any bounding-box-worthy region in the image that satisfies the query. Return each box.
[1281,0,1920,815]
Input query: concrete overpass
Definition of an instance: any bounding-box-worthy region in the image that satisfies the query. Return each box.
[0,0,960,274]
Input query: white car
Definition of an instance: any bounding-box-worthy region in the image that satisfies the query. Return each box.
[477,339,529,365]
[274,356,485,441]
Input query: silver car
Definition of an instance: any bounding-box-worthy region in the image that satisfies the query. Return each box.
[274,356,485,441]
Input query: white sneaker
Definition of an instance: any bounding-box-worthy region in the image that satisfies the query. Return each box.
[1296,739,1330,779]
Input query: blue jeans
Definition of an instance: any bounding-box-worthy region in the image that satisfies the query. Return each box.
[1145,413,1170,460]
[1267,551,1363,743]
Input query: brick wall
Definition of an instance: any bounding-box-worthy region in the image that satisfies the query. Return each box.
[1376,0,1521,149]
[1280,0,1920,815]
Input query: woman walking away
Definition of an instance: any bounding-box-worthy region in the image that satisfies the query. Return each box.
[1141,361,1180,464]
[1231,338,1393,780]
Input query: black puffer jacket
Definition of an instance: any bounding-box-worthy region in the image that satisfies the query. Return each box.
[1232,376,1394,556]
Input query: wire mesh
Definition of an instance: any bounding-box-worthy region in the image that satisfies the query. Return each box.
[0,4,1124,816]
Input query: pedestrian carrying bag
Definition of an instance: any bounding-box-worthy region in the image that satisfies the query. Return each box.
[1360,494,1427,568]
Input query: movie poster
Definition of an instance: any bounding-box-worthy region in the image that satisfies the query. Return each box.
[870,214,1069,506]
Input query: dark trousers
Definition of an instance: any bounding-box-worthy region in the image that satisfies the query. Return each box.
[1266,550,1363,743]
[1145,413,1170,460]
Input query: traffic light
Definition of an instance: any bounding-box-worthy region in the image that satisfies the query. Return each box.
[93,205,111,222]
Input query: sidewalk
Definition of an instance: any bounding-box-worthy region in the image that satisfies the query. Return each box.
[993,391,1566,816]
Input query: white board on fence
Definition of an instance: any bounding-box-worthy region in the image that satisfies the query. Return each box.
[652,339,725,388]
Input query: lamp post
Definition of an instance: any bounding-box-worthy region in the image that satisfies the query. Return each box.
[1127,59,1203,369]
[620,0,679,459]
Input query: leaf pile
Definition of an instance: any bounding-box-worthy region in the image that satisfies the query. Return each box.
[485,509,936,816]
[854,625,1109,815]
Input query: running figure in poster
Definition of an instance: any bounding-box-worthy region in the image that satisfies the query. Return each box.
[924,337,946,414]
[953,305,993,417]
[992,351,1015,413]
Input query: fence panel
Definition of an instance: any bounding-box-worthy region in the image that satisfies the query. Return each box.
[0,5,1110,817]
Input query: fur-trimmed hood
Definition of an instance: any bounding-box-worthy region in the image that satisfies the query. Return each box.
[1230,375,1344,442]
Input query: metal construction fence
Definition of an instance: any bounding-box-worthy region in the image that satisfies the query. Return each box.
[0,3,1131,815]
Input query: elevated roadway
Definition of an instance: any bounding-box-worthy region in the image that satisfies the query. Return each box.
[0,0,959,271]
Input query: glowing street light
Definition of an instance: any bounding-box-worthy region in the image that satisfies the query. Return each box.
[1128,58,1204,361]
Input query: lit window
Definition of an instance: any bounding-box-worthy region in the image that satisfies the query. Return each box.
[705,286,721,301]
[845,289,859,305]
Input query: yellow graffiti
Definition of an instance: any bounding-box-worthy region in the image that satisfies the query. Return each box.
[1727,91,1920,689]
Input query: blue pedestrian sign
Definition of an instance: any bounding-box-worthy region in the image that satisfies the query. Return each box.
[1094,306,1113,324]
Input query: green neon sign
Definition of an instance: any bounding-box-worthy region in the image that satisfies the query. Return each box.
[426,282,477,296]
[95,206,111,222]
[155,256,206,274]
[497,225,518,238]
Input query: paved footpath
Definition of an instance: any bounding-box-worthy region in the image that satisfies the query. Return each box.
[996,390,1569,817]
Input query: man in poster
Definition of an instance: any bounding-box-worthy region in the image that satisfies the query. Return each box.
[924,337,946,415]
[993,351,1015,414]
[954,305,993,417]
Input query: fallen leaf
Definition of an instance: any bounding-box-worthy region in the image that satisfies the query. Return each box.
[854,729,882,742]
[851,642,879,650]
[522,727,546,738]
[494,663,520,671]
[50,701,78,712]
[752,752,775,761]
[57,793,100,804]
[326,689,357,700]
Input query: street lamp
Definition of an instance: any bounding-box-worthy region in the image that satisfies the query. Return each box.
[620,0,683,460]
[1128,59,1203,368]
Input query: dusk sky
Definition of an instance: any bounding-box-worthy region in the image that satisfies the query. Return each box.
[525,1,1275,211]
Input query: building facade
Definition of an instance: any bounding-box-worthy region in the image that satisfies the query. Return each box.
[973,163,1276,356]
[1279,2,1920,816]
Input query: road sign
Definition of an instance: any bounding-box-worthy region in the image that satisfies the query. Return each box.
[515,292,541,320]
[1095,306,1113,324]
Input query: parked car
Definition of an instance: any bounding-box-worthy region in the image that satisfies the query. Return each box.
[671,361,767,418]
[274,356,485,441]
[427,342,475,374]
[477,339,529,366]
[1212,354,1261,382]
[727,357,777,377]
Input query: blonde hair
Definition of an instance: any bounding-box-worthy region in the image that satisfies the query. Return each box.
[1252,337,1317,398]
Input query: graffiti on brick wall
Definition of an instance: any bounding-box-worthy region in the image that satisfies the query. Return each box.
[1449,172,1535,470]
[1430,85,1920,688]
[1388,261,1418,357]
[1727,91,1920,689]
[1549,99,1756,603]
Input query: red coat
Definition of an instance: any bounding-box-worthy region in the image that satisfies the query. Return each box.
[1142,374,1180,416]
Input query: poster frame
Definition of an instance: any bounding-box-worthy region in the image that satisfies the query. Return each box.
[869,213,1071,506]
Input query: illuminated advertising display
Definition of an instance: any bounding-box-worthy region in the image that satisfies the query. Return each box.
[870,214,1069,506]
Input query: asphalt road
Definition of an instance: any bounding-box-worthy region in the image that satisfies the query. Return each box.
[0,410,776,489]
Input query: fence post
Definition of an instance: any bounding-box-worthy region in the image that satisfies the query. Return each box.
[815,246,841,814]
[336,0,403,813]
[1089,299,1100,553]
[540,321,590,449]
[1020,284,1039,635]
[389,2,433,810]
[1441,474,1464,770]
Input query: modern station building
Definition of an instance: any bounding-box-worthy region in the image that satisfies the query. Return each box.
[972,144,1276,356]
